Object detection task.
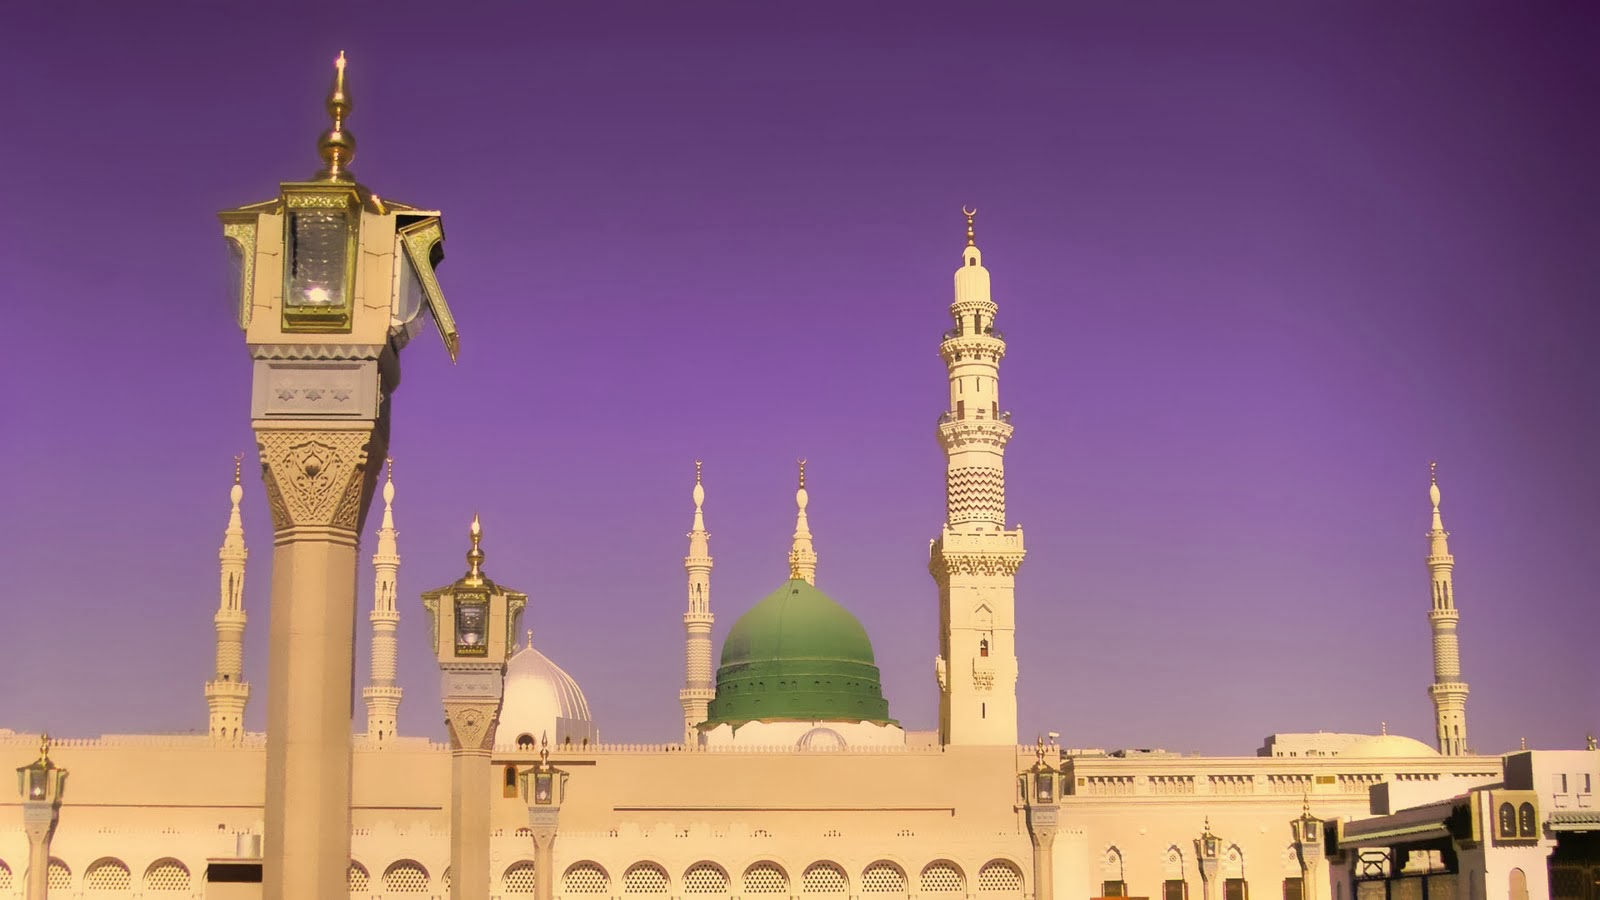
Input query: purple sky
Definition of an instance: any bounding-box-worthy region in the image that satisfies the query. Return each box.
[1,3,1595,755]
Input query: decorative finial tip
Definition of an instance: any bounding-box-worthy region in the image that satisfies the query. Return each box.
[471,513,481,537]
[695,460,703,484]
[1381,720,1388,736]
[962,206,977,247]
[797,458,807,489]
[233,454,243,485]
[316,50,356,182]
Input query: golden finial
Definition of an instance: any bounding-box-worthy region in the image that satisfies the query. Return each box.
[1035,734,1046,765]
[539,731,550,765]
[1429,460,1437,485]
[386,457,394,481]
[1587,734,1596,751]
[797,458,807,490]
[233,454,243,485]
[465,513,484,583]
[525,629,533,649]
[1302,794,1310,816]
[1520,736,1527,750]
[695,459,703,486]
[1381,721,1387,736]
[38,733,50,763]
[315,51,356,182]
[962,206,977,246]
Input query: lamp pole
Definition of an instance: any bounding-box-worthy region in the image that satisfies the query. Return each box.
[219,52,460,900]
[422,516,525,900]
[523,736,568,900]
[17,735,67,900]
[1195,819,1221,900]
[1024,736,1061,900]
[1293,800,1325,900]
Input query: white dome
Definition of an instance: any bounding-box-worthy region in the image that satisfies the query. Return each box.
[1340,733,1440,759]
[499,641,595,748]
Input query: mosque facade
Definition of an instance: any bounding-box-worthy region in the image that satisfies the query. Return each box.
[2,60,1594,900]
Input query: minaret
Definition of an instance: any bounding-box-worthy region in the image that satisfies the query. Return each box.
[363,460,403,745]
[788,459,817,585]
[929,208,1026,746]
[679,461,715,744]
[205,455,251,745]
[1426,462,1470,755]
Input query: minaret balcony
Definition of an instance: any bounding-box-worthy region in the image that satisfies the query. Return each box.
[943,326,1005,342]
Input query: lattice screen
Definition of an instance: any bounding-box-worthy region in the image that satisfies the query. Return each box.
[503,861,538,893]
[48,860,71,891]
[349,862,370,893]
[978,861,1023,894]
[443,867,452,892]
[564,862,610,894]
[86,859,132,891]
[920,862,964,893]
[624,863,669,893]
[802,862,847,893]
[861,862,906,894]
[145,860,191,892]
[684,863,729,894]
[0,861,11,892]
[384,861,430,893]
[744,862,788,894]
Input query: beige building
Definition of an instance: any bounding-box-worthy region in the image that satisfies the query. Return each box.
[3,57,1583,900]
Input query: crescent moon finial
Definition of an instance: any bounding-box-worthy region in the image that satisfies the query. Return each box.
[962,206,977,246]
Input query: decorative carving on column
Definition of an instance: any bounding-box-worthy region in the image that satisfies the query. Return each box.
[444,703,500,752]
[257,430,377,532]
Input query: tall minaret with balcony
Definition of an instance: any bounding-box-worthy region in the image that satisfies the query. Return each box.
[206,456,251,745]
[364,460,403,745]
[1426,462,1469,755]
[929,209,1026,746]
[789,460,817,585]
[679,461,715,744]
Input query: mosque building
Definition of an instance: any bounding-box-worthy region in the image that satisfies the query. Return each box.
[2,57,1594,900]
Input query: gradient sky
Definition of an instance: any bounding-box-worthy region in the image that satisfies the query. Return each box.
[1,2,1595,755]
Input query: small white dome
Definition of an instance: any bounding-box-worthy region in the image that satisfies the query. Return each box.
[499,641,595,748]
[1341,733,1440,759]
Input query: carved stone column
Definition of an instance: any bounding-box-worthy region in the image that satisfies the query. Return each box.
[1030,808,1058,900]
[529,808,560,900]
[256,423,384,900]
[22,804,55,900]
[444,685,503,900]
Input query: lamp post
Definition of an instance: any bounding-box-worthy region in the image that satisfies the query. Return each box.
[1292,801,1324,900]
[1022,736,1061,900]
[522,736,569,900]
[1195,819,1222,900]
[17,736,67,900]
[218,52,459,900]
[422,516,526,900]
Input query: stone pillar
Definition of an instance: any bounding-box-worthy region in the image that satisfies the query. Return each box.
[444,696,501,900]
[530,808,560,900]
[1198,855,1218,900]
[21,804,55,900]
[1030,810,1058,900]
[257,423,383,900]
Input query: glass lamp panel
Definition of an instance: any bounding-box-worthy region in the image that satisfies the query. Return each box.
[454,599,487,656]
[286,210,350,307]
[396,248,425,325]
[27,768,45,800]
[534,772,554,805]
[225,240,246,321]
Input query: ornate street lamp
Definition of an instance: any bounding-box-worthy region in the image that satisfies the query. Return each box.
[1195,818,1222,900]
[17,735,67,900]
[520,735,569,900]
[1021,736,1061,900]
[1292,800,1325,900]
[422,515,526,900]
[218,51,462,900]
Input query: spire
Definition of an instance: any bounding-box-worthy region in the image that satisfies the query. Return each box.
[788,459,816,585]
[207,456,250,744]
[464,513,486,585]
[1425,462,1469,756]
[964,205,977,247]
[1429,460,1446,536]
[363,458,403,745]
[691,459,707,535]
[315,51,356,183]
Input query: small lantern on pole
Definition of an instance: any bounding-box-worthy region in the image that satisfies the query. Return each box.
[17,735,68,900]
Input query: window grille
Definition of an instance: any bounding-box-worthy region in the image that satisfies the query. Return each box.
[625,863,669,893]
[977,861,1023,894]
[145,860,191,891]
[564,862,611,894]
[48,860,71,891]
[684,863,729,894]
[921,862,964,893]
[503,861,538,893]
[861,863,906,894]
[744,862,789,894]
[1165,880,1188,900]
[443,867,452,892]
[349,862,370,893]
[803,862,848,893]
[0,861,11,892]
[86,859,131,891]
[384,861,430,893]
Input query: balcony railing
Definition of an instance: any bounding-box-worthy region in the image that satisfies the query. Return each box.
[941,327,1005,342]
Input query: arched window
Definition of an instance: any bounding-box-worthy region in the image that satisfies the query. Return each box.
[744,862,789,894]
[861,862,906,894]
[624,862,670,894]
[564,862,611,894]
[144,860,192,892]
[980,638,990,657]
[517,733,534,749]
[683,863,729,894]
[383,860,430,893]
[1518,803,1537,837]
[803,862,848,894]
[503,861,538,894]
[977,860,1024,895]
[348,862,370,893]
[921,862,965,894]
[1499,802,1517,838]
[85,858,132,891]
[504,764,519,798]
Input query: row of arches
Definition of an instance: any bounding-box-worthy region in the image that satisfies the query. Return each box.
[347,858,1026,895]
[0,857,192,892]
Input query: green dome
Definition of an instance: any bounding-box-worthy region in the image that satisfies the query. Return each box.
[703,579,894,728]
